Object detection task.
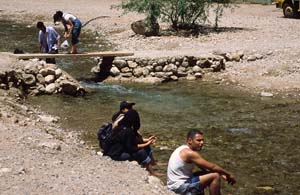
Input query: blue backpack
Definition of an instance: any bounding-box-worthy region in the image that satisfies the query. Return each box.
[97,123,113,153]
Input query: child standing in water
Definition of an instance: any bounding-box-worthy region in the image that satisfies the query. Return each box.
[53,11,81,54]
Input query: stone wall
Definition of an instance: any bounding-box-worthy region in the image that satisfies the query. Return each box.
[0,60,86,96]
[91,51,266,84]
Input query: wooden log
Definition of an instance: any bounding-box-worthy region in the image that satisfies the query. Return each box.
[9,51,134,59]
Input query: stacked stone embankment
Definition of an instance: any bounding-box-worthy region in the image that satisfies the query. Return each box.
[93,51,266,84]
[0,59,86,96]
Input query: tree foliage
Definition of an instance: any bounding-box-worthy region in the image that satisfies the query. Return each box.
[118,0,232,32]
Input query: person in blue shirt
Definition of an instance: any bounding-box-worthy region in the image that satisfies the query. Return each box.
[36,21,60,64]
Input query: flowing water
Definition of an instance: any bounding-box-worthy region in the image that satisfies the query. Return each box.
[1,18,300,195]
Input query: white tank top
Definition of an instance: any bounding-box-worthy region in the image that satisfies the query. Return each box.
[63,13,77,22]
[167,145,195,191]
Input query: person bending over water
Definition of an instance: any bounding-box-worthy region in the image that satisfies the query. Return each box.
[53,11,81,54]
[36,21,60,64]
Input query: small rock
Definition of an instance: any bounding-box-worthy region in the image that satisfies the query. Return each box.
[16,167,26,175]
[38,142,62,150]
[0,168,12,174]
[195,73,202,79]
[159,146,169,150]
[260,92,273,97]
[247,55,257,61]
[38,115,59,123]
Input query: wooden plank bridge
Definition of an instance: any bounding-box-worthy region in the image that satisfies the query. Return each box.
[10,51,134,82]
[9,51,134,60]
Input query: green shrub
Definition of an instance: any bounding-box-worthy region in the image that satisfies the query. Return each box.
[118,0,233,33]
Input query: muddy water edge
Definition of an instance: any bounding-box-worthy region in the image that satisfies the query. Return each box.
[1,18,300,195]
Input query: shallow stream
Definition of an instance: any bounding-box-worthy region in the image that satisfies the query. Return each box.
[1,18,299,195]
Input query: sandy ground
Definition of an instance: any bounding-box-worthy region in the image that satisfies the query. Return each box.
[1,0,300,194]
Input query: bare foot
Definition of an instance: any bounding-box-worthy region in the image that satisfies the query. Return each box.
[151,172,165,177]
[150,159,157,166]
[156,162,168,166]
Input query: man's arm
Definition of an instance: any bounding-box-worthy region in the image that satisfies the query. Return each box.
[64,20,73,38]
[53,28,61,48]
[184,149,236,185]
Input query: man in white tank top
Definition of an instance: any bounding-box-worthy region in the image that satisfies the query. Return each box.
[167,129,236,195]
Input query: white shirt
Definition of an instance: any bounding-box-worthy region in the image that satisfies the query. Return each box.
[167,145,195,191]
[63,13,77,22]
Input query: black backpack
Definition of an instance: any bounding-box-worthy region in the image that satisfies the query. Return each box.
[97,123,113,153]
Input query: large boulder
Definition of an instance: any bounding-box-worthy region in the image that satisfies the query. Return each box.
[110,66,120,77]
[36,74,45,84]
[45,83,57,94]
[22,73,36,86]
[113,59,127,69]
[59,80,79,96]
[55,68,62,78]
[131,20,160,36]
[0,70,7,84]
[24,63,39,75]
[163,64,177,73]
[128,61,138,69]
[39,68,56,76]
[45,75,55,84]
[133,67,144,77]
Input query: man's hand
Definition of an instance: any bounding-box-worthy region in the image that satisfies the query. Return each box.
[222,173,236,185]
[64,32,70,38]
[150,136,157,144]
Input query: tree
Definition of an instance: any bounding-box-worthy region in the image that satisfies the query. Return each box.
[118,0,232,33]
[119,0,161,35]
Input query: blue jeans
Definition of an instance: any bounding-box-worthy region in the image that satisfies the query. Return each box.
[176,172,204,195]
[72,18,81,45]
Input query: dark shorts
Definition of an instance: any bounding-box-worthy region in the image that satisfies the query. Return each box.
[131,147,152,165]
[71,18,81,45]
[46,48,58,64]
[117,146,152,165]
[176,172,204,195]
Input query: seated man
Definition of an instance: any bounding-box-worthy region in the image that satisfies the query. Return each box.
[167,129,236,195]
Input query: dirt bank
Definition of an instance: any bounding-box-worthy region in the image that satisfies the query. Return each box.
[0,54,173,194]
